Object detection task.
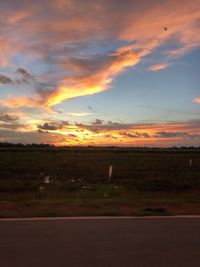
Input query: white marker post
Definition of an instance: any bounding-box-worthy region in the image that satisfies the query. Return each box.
[108,165,113,183]
[44,176,50,184]
[189,159,193,167]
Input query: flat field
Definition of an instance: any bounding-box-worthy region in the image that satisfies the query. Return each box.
[0,147,200,217]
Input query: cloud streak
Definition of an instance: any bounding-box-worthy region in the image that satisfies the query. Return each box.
[147,63,168,71]
[67,112,93,117]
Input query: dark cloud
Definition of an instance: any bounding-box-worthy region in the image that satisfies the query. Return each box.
[0,68,35,86]
[104,134,118,139]
[16,68,34,80]
[15,68,37,85]
[62,121,69,126]
[155,131,200,139]
[38,122,62,131]
[121,132,150,138]
[155,131,179,138]
[107,120,121,125]
[122,132,139,138]
[0,75,13,84]
[74,122,84,127]
[91,119,104,125]
[35,85,55,98]
[0,113,19,122]
[142,133,150,138]
[37,121,69,131]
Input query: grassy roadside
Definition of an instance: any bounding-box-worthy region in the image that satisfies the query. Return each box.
[1,192,200,218]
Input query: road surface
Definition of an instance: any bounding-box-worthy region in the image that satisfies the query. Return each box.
[0,217,200,267]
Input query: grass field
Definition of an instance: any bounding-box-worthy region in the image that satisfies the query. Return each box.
[0,147,200,217]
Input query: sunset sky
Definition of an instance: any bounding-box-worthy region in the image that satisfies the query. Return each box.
[0,0,200,146]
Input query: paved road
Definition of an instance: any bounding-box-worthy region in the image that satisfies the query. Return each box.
[0,217,200,267]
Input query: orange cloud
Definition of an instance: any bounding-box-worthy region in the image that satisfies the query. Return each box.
[43,50,140,107]
[0,96,40,108]
[193,97,200,104]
